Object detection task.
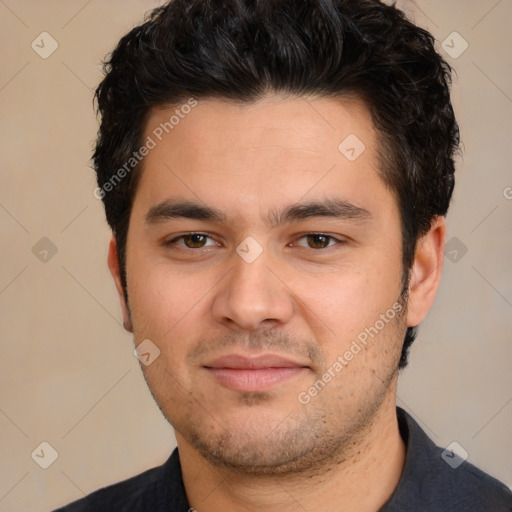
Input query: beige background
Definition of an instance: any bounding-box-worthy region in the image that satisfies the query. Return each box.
[0,1,511,510]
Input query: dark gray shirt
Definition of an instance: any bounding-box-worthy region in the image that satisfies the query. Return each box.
[54,408,512,511]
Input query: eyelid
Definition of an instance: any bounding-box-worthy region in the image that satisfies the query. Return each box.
[291,233,346,249]
[165,232,219,248]
[163,232,347,250]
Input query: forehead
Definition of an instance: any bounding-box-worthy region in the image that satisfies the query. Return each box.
[133,94,393,222]
[145,94,375,160]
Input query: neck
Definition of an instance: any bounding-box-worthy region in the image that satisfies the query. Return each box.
[178,391,405,512]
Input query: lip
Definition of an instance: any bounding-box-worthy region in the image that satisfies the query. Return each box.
[205,354,307,370]
[203,354,309,392]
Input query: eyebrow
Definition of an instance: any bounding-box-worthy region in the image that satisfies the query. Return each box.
[266,198,372,227]
[146,199,227,224]
[145,197,372,227]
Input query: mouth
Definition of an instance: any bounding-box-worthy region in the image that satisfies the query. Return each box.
[203,354,310,392]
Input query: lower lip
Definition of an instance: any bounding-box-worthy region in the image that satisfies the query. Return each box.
[205,367,307,392]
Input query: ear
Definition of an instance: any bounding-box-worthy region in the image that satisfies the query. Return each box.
[107,236,133,332]
[406,216,446,327]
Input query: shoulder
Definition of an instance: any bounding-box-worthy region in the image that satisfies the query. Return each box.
[52,450,189,512]
[53,467,161,512]
[425,447,512,510]
[382,408,512,512]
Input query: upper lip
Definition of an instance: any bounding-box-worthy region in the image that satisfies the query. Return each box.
[204,354,308,370]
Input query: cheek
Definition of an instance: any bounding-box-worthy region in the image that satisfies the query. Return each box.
[128,268,196,386]
[299,261,402,341]
[126,256,201,339]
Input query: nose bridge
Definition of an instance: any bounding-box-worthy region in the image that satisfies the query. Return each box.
[231,251,273,298]
[212,243,293,330]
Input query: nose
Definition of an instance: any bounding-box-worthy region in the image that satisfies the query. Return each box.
[211,249,294,332]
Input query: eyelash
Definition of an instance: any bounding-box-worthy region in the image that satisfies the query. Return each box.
[165,232,345,250]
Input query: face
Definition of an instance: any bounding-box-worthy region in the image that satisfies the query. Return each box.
[116,95,412,474]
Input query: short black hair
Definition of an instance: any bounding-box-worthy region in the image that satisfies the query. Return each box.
[93,0,460,368]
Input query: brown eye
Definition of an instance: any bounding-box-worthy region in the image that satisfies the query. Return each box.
[167,233,216,249]
[305,234,333,249]
[182,234,208,248]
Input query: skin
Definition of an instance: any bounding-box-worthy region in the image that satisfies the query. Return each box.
[108,94,445,511]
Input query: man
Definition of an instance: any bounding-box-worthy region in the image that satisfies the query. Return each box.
[55,0,512,510]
